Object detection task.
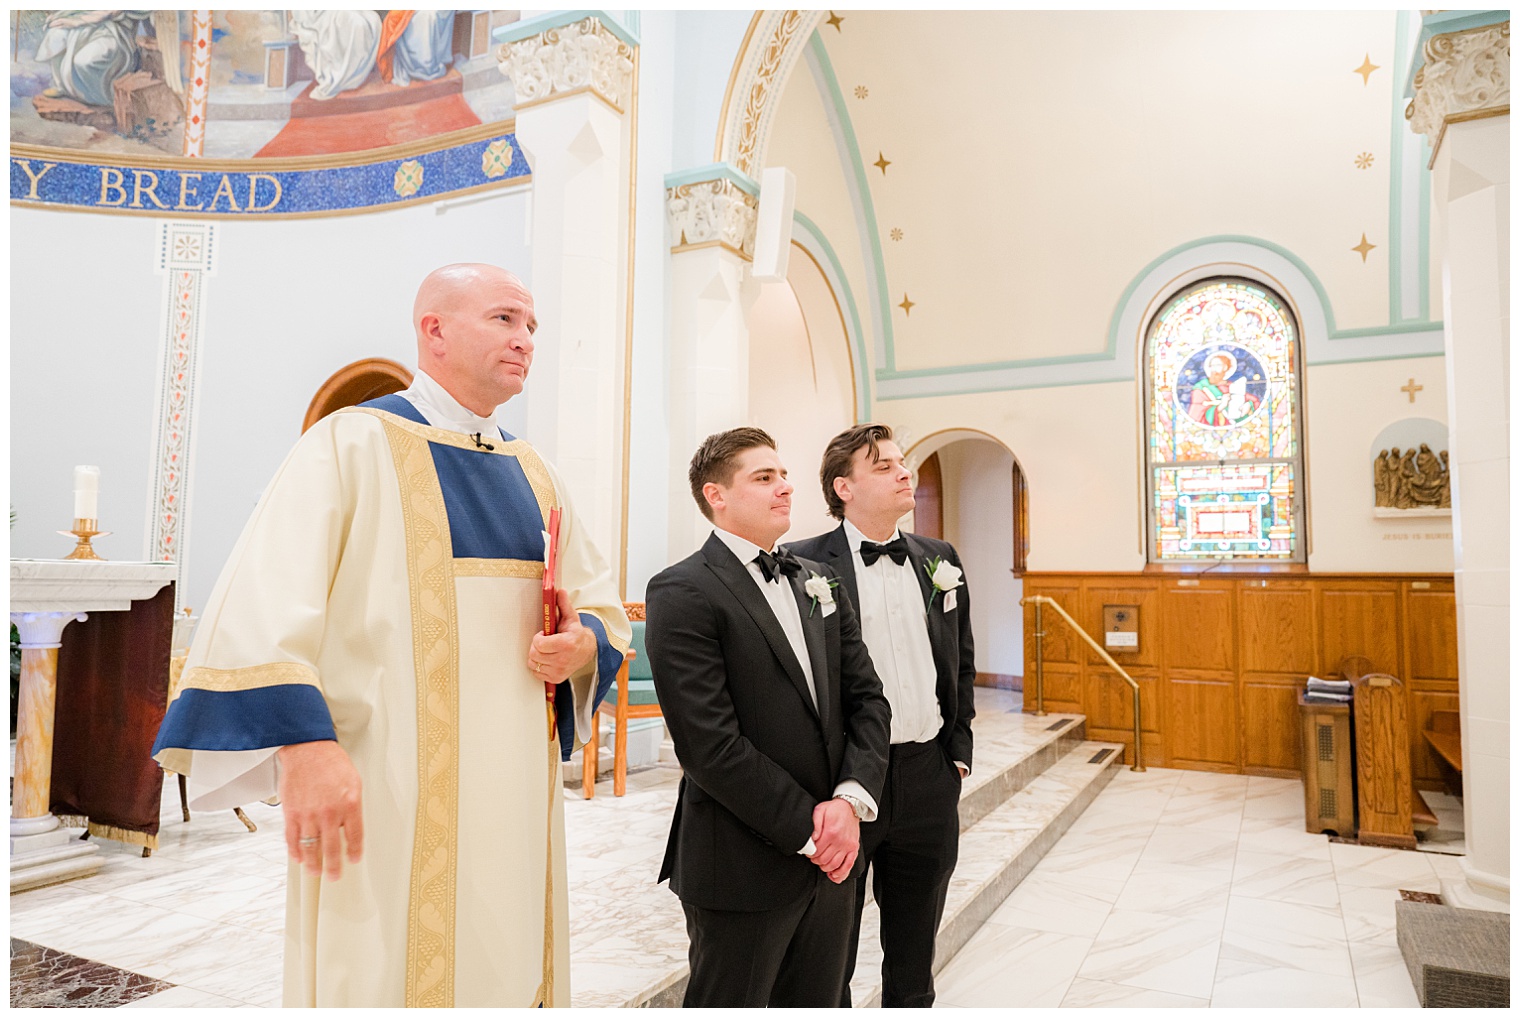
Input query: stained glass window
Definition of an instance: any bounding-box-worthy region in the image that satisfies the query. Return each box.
[1145,279,1305,562]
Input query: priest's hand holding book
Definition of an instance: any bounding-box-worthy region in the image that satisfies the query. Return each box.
[528,586,597,685]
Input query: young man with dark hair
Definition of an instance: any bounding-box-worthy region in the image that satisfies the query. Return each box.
[644,426,891,1007]
[786,423,977,1008]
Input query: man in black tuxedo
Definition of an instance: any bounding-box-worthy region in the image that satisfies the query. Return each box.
[785,423,977,1007]
[644,427,891,1007]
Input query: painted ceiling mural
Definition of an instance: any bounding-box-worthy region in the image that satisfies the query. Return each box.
[11,10,521,159]
[9,10,533,217]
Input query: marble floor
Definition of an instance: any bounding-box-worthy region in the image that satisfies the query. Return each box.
[932,767,1458,1008]
[10,721,1456,1008]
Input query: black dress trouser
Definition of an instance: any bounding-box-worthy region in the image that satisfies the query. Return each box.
[841,738,962,1007]
[682,867,856,1007]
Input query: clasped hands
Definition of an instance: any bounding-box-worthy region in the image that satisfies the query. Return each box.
[527,588,597,686]
[809,798,860,884]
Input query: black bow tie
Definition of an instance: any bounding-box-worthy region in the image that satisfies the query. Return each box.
[859,536,909,567]
[754,548,802,583]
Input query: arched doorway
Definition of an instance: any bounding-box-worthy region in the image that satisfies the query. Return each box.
[907,430,1028,697]
[746,243,857,541]
[303,358,413,433]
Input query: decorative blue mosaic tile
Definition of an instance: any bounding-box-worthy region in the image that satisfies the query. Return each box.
[10,131,530,218]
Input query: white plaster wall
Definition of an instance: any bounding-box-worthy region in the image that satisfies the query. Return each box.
[670,11,755,172]
[747,278,854,544]
[624,10,677,601]
[12,190,533,611]
[937,440,1023,676]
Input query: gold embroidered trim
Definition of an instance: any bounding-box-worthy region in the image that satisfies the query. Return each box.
[453,558,545,579]
[58,815,159,850]
[381,418,460,1008]
[175,662,320,695]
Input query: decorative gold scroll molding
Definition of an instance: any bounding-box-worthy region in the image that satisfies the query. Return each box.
[666,178,759,260]
[1406,21,1510,161]
[497,15,635,113]
[715,11,823,180]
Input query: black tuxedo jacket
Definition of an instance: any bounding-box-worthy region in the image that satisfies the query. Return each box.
[645,532,891,912]
[784,525,977,770]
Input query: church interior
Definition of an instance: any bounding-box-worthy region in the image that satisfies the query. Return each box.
[8,9,1511,1008]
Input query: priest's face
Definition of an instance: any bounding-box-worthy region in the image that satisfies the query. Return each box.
[708,445,793,550]
[838,439,914,522]
[436,273,538,411]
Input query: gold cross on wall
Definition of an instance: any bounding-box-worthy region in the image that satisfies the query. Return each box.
[1401,378,1423,402]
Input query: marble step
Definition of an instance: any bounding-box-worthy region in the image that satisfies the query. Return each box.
[848,740,1124,1007]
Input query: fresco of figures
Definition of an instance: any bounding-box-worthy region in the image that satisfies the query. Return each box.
[10,10,521,159]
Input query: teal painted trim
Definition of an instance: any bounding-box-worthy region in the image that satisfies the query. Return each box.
[875,237,1440,388]
[662,162,758,195]
[807,32,896,372]
[877,373,1136,401]
[1312,349,1447,367]
[1405,10,1510,97]
[793,210,872,417]
[493,9,639,48]
[623,10,641,36]
[1389,10,1410,323]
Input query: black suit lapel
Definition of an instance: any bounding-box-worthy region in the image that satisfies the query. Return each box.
[821,525,859,610]
[702,535,821,724]
[788,569,830,730]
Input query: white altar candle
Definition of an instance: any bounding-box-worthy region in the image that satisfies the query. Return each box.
[73,465,99,521]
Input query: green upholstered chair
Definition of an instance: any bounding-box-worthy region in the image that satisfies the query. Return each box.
[583,605,662,798]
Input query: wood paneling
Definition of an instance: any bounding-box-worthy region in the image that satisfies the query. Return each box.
[1405,587,1459,682]
[1241,678,1305,773]
[1165,673,1239,769]
[1409,684,1461,789]
[1320,586,1402,677]
[1242,585,1317,674]
[1024,571,1457,781]
[1163,584,1236,672]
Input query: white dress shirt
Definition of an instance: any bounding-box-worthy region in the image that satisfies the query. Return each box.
[845,520,968,774]
[397,368,505,437]
[710,527,878,847]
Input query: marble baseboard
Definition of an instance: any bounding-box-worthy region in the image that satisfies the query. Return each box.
[10,938,173,1008]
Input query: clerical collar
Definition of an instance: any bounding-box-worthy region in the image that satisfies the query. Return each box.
[843,518,902,550]
[402,368,501,437]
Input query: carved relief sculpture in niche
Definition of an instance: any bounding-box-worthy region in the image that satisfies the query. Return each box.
[1373,443,1451,510]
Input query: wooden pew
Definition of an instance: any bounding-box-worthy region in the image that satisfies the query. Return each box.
[1342,656,1419,849]
[1422,709,1463,797]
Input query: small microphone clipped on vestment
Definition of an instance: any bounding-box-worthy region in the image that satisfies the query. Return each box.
[470,432,495,451]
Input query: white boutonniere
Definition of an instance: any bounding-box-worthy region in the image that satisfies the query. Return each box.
[804,572,838,618]
[924,557,963,607]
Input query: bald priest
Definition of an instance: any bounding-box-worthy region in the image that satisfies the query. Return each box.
[152,264,630,1007]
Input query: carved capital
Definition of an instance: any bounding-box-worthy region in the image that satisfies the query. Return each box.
[497,15,634,113]
[666,179,758,260]
[1407,21,1510,148]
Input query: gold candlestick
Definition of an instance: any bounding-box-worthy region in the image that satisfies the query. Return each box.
[58,518,110,561]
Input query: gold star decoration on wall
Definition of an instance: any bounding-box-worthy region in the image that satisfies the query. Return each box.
[1352,233,1377,261]
[1354,54,1379,85]
[854,85,868,99]
[826,11,844,31]
[899,294,915,315]
[890,228,903,241]
[1355,152,1374,169]
[874,152,891,174]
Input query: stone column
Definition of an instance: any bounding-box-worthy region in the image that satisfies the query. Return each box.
[1407,15,1510,911]
[498,14,635,580]
[664,170,760,556]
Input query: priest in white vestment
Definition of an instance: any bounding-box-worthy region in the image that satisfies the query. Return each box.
[153,264,629,1007]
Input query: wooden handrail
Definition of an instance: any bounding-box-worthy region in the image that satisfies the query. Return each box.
[1021,595,1146,772]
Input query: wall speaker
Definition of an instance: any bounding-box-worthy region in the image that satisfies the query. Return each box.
[751,166,796,282]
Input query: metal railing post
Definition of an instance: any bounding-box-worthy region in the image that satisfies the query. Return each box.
[1031,599,1047,716]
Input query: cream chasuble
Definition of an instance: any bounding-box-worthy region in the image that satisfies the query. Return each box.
[153,398,629,1007]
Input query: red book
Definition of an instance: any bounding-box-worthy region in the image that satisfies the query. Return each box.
[542,508,562,740]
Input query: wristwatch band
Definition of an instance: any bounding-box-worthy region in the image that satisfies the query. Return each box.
[837,794,867,820]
